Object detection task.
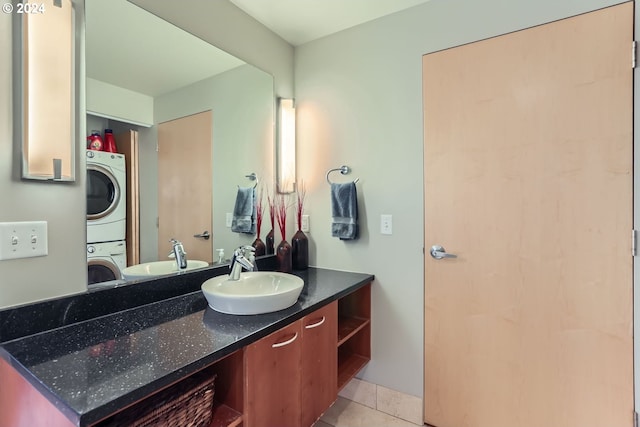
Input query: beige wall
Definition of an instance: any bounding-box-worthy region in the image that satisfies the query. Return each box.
[294,0,627,398]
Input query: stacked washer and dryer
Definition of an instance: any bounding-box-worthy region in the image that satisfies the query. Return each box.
[86,149,127,286]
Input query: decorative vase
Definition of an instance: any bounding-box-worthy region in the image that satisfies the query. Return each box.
[266,229,275,255]
[276,240,292,273]
[291,229,309,270]
[252,237,266,256]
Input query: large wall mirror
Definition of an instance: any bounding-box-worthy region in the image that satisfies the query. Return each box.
[85,0,274,287]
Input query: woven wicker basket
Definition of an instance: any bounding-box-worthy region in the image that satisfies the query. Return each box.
[107,374,216,427]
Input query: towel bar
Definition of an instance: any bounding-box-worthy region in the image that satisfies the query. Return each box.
[245,172,258,188]
[326,165,359,184]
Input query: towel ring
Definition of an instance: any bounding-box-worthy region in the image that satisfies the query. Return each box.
[326,165,359,184]
[245,173,258,188]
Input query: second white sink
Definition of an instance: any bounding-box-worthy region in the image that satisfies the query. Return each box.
[122,260,209,280]
[201,271,304,315]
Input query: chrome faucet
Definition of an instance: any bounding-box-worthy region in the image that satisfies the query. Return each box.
[229,246,255,280]
[169,239,187,270]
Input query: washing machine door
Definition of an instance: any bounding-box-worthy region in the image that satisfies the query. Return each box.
[88,259,120,285]
[87,165,120,220]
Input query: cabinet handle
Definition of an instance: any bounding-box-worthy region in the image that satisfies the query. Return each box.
[271,332,298,348]
[304,316,326,329]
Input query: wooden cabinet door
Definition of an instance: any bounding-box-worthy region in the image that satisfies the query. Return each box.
[301,302,337,427]
[244,320,302,427]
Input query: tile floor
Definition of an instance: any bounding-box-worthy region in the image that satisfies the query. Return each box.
[313,397,421,427]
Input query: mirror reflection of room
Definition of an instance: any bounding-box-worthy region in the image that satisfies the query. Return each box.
[84,0,274,287]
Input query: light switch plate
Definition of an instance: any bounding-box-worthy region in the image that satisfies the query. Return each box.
[380,214,393,235]
[226,213,233,227]
[0,221,48,260]
[301,215,310,232]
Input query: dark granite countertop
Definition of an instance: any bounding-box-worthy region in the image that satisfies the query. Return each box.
[0,267,373,426]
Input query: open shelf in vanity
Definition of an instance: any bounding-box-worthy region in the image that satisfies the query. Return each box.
[336,283,371,391]
[207,350,244,427]
[92,350,244,427]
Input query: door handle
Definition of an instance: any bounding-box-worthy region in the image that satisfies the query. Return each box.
[193,231,210,240]
[430,245,457,260]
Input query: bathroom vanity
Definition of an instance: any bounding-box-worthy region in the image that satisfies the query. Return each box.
[0,266,372,427]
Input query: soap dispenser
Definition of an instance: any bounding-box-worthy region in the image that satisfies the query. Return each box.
[216,249,225,264]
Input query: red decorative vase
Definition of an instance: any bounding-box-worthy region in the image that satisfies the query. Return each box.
[291,230,308,270]
[266,229,275,255]
[276,240,292,273]
[252,237,266,256]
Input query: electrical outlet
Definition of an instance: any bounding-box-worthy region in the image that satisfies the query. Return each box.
[0,221,48,260]
[226,213,233,227]
[380,214,393,235]
[301,215,310,232]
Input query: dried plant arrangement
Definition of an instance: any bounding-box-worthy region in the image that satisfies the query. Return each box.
[296,181,306,231]
[267,190,275,234]
[255,186,264,238]
[275,193,289,241]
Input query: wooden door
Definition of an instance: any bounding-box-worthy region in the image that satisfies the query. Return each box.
[157,111,213,263]
[116,130,139,266]
[244,320,302,427]
[301,301,338,427]
[423,4,633,427]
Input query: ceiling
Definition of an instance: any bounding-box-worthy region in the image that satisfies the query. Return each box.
[86,0,244,97]
[85,0,431,98]
[229,0,432,46]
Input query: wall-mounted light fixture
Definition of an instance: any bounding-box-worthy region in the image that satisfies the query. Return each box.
[16,0,76,181]
[276,98,296,193]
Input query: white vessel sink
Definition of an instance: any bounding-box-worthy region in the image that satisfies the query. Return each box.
[201,272,304,315]
[122,260,209,280]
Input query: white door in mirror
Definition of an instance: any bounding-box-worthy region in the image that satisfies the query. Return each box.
[0,221,48,260]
